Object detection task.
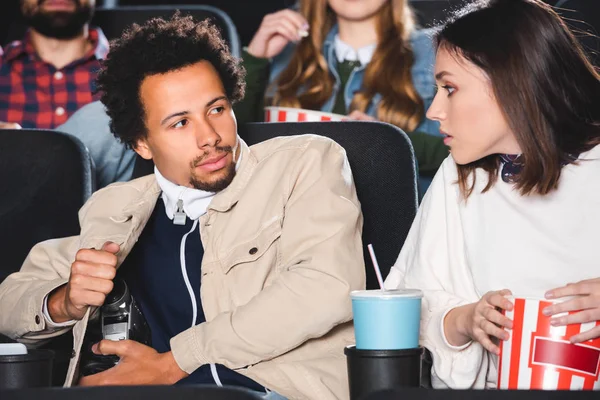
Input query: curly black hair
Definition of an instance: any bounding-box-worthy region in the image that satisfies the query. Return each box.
[96,13,246,149]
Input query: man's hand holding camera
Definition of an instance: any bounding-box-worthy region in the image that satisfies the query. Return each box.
[47,241,188,385]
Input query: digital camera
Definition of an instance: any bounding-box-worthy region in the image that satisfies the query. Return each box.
[79,279,151,377]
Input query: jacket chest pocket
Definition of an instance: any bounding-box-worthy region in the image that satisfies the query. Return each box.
[219,218,282,305]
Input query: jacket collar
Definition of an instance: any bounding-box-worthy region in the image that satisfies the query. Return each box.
[322,24,369,77]
[323,24,421,70]
[115,137,255,223]
[333,35,376,66]
[322,25,338,65]
[155,166,215,221]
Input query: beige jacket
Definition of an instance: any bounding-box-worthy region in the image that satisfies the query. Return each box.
[0,135,365,399]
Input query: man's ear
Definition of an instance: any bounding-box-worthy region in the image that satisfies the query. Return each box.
[133,137,153,160]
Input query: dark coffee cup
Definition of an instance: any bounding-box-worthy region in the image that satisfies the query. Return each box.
[345,345,423,400]
[0,349,54,389]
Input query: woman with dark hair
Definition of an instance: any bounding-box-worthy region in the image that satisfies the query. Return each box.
[384,0,600,388]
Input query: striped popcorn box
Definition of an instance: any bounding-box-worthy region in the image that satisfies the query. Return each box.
[498,297,600,390]
[264,106,346,123]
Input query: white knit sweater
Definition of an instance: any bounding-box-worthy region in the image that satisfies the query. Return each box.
[385,144,600,389]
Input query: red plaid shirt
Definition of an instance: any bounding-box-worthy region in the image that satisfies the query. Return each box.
[0,28,109,129]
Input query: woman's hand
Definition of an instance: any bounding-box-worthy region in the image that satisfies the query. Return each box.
[544,278,600,343]
[247,10,309,59]
[444,289,514,354]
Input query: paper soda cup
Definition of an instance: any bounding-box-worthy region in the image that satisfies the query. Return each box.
[264,106,346,122]
[498,297,600,390]
[351,289,423,350]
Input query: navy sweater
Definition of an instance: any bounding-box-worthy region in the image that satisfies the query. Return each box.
[119,200,264,390]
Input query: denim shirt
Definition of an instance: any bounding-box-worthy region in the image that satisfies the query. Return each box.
[269,25,440,136]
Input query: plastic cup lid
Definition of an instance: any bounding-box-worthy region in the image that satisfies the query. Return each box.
[350,289,423,299]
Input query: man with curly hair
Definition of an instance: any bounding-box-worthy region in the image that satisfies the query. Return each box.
[0,14,365,399]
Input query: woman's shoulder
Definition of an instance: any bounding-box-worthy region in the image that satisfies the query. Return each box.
[562,143,600,185]
[579,143,600,161]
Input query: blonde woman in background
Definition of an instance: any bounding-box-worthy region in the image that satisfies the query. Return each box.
[235,0,448,186]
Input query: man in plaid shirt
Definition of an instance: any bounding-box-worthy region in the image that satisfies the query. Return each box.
[0,0,108,129]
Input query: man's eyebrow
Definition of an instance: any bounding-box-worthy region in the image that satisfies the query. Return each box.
[159,96,228,126]
[161,111,189,126]
[206,96,227,107]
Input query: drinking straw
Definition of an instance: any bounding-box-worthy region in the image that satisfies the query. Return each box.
[367,244,385,290]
